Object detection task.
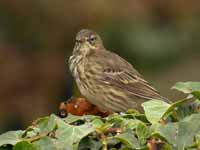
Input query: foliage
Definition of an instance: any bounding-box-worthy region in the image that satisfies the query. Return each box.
[0,82,200,150]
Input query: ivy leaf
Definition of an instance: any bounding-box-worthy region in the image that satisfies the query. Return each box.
[91,118,104,129]
[35,114,57,134]
[13,141,36,150]
[34,137,57,150]
[162,98,194,120]
[152,123,178,145]
[115,129,140,149]
[63,113,83,124]
[122,119,143,130]
[106,113,126,125]
[79,138,102,150]
[23,115,57,139]
[0,131,24,146]
[172,82,200,100]
[136,122,152,145]
[0,145,13,150]
[142,100,171,124]
[177,113,200,150]
[54,115,95,150]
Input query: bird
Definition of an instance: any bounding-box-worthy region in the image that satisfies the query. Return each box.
[68,29,170,112]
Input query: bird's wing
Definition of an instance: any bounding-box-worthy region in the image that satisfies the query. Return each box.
[102,70,163,100]
[91,50,163,100]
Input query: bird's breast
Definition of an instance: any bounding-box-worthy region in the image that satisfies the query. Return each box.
[69,54,89,92]
[69,55,83,77]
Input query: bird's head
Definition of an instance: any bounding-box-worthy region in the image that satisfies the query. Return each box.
[73,29,104,56]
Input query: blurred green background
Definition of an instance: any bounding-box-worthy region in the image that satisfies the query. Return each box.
[0,0,200,133]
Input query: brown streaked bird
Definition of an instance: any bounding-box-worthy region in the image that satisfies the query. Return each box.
[68,29,170,112]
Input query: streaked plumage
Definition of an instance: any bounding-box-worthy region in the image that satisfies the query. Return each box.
[69,29,169,112]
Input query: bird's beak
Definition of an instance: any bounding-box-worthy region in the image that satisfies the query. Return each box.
[85,41,96,49]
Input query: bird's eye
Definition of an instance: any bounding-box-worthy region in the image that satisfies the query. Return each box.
[75,39,80,43]
[88,35,96,44]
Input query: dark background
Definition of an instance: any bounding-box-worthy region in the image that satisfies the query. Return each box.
[0,0,200,133]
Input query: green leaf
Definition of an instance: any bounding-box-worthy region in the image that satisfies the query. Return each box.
[122,119,143,130]
[34,137,57,150]
[63,113,83,124]
[106,113,126,124]
[152,123,178,145]
[79,138,102,150]
[0,145,12,150]
[36,114,57,134]
[13,141,36,150]
[142,100,171,124]
[115,129,140,149]
[162,98,194,120]
[175,105,194,121]
[91,118,104,129]
[54,115,95,150]
[0,131,24,146]
[172,82,200,93]
[83,115,102,122]
[136,122,152,145]
[177,113,200,150]
[172,82,200,99]
[23,115,57,139]
[106,137,121,148]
